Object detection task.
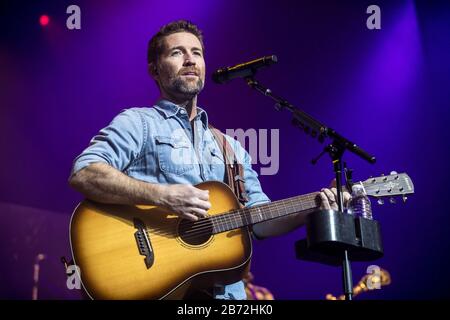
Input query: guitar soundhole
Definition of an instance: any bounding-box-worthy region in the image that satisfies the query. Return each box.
[178,219,213,245]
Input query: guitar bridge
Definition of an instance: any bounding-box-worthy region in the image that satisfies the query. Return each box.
[133,218,154,269]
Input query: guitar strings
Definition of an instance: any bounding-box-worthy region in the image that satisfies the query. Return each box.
[152,193,317,238]
[134,178,409,245]
[144,198,315,246]
[179,199,317,241]
[193,193,317,228]
[174,178,411,241]
[150,193,319,242]
[152,176,405,238]
[146,194,319,244]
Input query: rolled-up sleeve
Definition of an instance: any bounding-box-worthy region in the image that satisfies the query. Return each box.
[70,109,147,176]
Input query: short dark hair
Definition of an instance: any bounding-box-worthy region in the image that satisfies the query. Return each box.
[147,20,204,65]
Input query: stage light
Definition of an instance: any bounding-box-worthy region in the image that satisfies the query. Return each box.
[39,15,50,27]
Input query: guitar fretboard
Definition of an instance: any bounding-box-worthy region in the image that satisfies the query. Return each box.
[211,192,320,234]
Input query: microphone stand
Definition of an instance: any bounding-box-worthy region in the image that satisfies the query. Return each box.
[245,77,376,300]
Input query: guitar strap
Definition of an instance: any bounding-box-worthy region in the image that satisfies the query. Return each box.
[208,124,249,206]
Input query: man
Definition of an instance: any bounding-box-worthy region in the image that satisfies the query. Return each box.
[69,20,349,300]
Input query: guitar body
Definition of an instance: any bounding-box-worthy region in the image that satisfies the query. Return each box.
[69,172,414,299]
[70,181,252,300]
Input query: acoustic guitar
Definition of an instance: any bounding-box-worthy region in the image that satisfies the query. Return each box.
[69,173,413,299]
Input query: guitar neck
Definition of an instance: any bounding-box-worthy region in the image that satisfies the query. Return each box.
[211,192,320,234]
[209,172,415,234]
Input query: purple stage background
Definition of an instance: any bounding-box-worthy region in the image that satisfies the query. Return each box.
[1,0,449,299]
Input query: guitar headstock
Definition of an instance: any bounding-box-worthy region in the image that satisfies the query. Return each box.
[360,172,414,204]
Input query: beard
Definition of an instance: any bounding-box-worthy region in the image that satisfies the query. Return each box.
[170,76,204,98]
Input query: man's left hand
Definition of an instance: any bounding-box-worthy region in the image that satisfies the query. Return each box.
[319,179,351,211]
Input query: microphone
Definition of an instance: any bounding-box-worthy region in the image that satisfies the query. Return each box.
[212,55,277,84]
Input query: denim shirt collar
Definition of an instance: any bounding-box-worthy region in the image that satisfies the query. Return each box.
[154,99,209,128]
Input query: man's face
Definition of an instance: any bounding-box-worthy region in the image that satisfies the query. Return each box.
[153,32,206,99]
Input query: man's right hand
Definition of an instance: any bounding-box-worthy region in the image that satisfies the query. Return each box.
[157,184,211,221]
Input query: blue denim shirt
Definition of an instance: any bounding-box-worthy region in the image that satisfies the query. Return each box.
[71,99,271,300]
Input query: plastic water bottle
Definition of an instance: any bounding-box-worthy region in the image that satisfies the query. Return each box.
[349,184,372,219]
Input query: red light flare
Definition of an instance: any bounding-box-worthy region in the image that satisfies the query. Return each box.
[39,15,50,27]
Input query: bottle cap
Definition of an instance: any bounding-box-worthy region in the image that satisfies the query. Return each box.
[351,184,365,195]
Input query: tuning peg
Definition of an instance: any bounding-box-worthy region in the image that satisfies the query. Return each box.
[377,199,384,205]
[390,171,398,175]
[389,197,396,204]
[402,195,408,203]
